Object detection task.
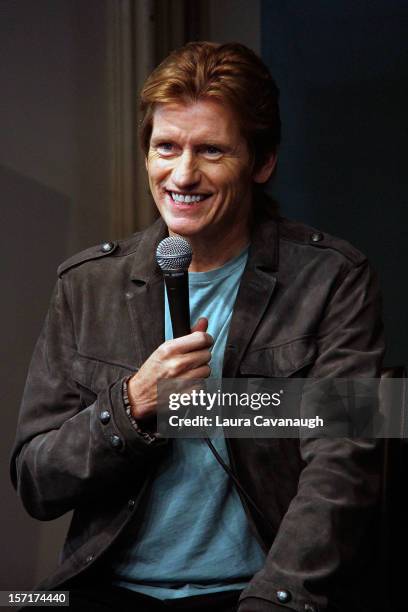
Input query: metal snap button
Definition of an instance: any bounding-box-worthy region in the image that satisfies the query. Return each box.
[99,410,111,424]
[276,590,291,603]
[110,434,123,449]
[310,232,323,243]
[101,241,114,253]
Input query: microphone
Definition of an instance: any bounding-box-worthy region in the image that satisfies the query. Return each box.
[156,236,193,338]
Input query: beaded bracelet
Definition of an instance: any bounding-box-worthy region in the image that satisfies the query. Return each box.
[122,377,157,444]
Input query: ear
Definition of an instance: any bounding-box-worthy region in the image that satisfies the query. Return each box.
[253,153,278,184]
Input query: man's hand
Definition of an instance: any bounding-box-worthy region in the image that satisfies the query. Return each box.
[127,317,213,420]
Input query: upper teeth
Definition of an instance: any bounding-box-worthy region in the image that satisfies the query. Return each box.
[171,192,206,203]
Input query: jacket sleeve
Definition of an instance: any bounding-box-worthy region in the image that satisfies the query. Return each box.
[10,275,166,521]
[238,259,385,612]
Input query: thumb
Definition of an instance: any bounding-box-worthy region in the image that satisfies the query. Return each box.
[191,317,208,333]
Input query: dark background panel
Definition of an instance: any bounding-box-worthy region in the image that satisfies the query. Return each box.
[0,0,109,589]
[261,0,408,367]
[0,166,71,589]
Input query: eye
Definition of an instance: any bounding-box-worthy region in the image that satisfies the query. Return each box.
[202,145,223,158]
[156,142,175,156]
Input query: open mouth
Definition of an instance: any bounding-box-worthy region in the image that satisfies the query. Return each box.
[166,190,211,205]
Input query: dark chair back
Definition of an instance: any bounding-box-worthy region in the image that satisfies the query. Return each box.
[379,366,407,611]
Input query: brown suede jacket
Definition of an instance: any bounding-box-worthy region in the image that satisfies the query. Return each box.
[11,199,384,612]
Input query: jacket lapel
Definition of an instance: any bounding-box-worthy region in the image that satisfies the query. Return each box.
[126,218,168,367]
[223,208,279,377]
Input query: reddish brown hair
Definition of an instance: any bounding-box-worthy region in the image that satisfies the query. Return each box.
[140,41,281,171]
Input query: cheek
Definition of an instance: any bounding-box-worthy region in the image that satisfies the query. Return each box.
[209,160,250,189]
[215,174,247,202]
[147,164,164,189]
[148,158,174,182]
[208,166,235,190]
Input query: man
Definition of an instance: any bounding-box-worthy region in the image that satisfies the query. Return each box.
[11,42,384,612]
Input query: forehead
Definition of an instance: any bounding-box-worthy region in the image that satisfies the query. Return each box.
[150,99,243,144]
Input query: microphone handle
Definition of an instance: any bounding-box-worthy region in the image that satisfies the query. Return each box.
[163,270,191,338]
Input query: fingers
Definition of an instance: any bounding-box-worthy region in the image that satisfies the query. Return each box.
[167,316,211,354]
[168,348,212,375]
[159,329,213,357]
[191,317,208,333]
[181,364,211,379]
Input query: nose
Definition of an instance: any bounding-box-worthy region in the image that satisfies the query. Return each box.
[172,150,200,189]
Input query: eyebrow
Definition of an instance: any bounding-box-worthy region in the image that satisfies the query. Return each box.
[150,135,174,144]
[150,136,229,149]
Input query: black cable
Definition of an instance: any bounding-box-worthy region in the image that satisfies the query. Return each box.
[204,436,275,534]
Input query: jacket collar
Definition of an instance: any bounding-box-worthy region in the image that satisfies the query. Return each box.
[130,216,168,283]
[247,197,279,273]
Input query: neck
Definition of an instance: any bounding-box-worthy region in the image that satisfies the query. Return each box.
[181,224,250,272]
[191,241,249,272]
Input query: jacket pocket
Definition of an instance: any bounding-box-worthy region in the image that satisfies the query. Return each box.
[240,336,317,377]
[71,355,135,405]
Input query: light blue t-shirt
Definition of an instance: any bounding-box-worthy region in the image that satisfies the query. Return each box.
[111,248,266,599]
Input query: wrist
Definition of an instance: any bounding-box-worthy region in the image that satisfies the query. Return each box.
[126,376,154,420]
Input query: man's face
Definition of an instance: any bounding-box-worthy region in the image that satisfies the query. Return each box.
[146,99,259,244]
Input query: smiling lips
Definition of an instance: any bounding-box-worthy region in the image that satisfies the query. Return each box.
[167,190,211,204]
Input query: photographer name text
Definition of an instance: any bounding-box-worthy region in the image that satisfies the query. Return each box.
[168,415,324,429]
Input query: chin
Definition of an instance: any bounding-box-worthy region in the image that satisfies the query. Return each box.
[163,216,203,238]
[166,224,202,239]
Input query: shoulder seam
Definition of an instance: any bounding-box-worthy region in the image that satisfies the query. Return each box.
[57,233,143,277]
[280,235,366,265]
[278,216,366,266]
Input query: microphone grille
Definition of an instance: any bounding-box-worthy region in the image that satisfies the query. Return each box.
[156,236,193,271]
